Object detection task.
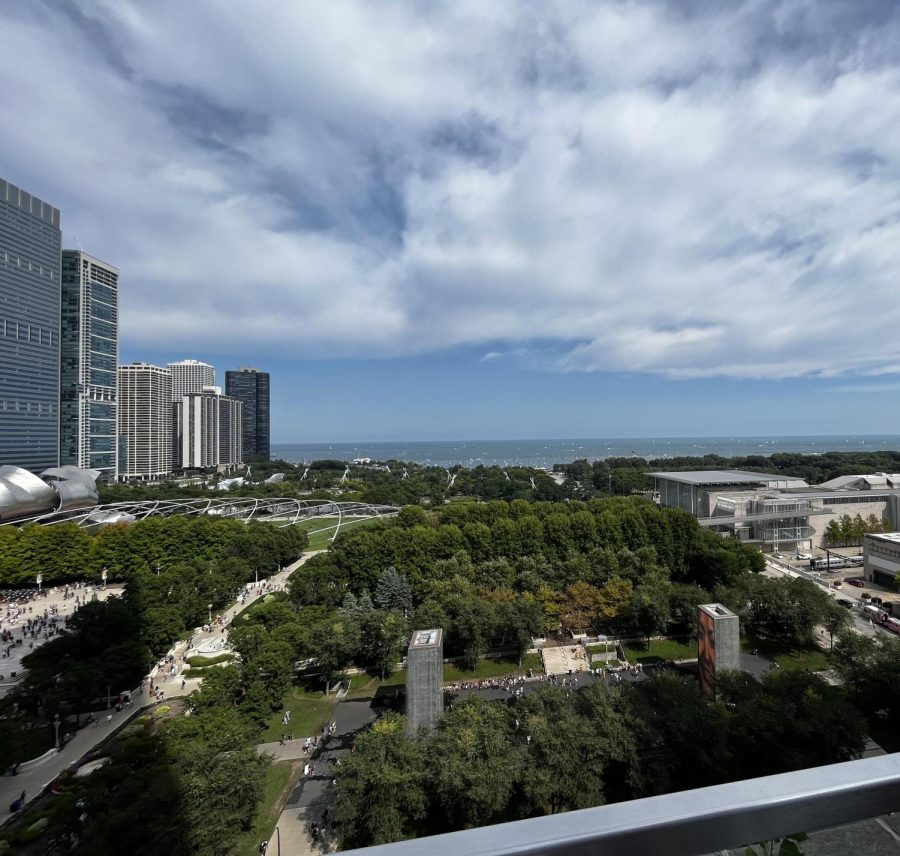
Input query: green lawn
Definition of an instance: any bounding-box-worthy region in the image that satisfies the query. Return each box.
[443,656,534,683]
[624,637,698,664]
[260,686,335,742]
[186,653,233,667]
[346,652,544,697]
[232,760,298,856]
[291,516,381,551]
[345,669,407,698]
[741,630,832,673]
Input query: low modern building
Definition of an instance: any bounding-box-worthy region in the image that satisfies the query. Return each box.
[863,533,900,587]
[652,470,900,553]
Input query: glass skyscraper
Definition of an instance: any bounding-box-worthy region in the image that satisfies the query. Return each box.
[0,178,62,472]
[59,250,119,480]
[225,367,270,460]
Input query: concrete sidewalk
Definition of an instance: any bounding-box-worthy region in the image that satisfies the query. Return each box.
[0,552,318,822]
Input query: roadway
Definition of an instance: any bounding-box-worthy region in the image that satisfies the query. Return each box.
[763,555,894,640]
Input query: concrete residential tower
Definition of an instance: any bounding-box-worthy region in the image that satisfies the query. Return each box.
[0,178,62,471]
[225,368,270,460]
[167,359,215,401]
[173,387,242,470]
[117,363,172,480]
[59,251,119,481]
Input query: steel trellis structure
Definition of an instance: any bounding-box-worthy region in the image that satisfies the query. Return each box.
[1,497,400,541]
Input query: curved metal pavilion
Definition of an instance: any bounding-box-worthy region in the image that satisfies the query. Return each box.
[2,497,401,542]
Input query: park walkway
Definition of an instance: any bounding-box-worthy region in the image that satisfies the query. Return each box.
[0,552,320,820]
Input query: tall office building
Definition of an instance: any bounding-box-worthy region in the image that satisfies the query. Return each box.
[225,367,270,460]
[59,251,119,480]
[173,387,242,470]
[167,359,215,401]
[0,178,62,471]
[117,363,172,480]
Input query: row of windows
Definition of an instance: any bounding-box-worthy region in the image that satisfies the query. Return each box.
[0,399,57,414]
[867,543,900,560]
[821,495,889,505]
[1,252,56,279]
[0,320,54,345]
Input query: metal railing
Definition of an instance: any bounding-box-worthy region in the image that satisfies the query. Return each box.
[339,754,900,856]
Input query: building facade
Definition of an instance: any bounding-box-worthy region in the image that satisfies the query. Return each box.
[117,363,172,480]
[173,388,242,470]
[225,367,270,460]
[0,178,62,471]
[652,470,900,553]
[863,533,900,588]
[167,359,215,401]
[406,628,443,735]
[59,251,118,480]
[697,603,740,695]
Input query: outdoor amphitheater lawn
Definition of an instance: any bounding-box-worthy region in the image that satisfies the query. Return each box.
[623,636,698,664]
[292,516,381,551]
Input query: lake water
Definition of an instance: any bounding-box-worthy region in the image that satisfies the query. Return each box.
[270,435,900,469]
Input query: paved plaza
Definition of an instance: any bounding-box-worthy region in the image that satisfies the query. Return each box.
[541,643,591,674]
[0,583,122,699]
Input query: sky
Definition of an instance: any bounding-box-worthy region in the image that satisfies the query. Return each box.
[3,0,900,441]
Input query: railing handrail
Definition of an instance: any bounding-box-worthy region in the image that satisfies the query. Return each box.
[339,753,900,856]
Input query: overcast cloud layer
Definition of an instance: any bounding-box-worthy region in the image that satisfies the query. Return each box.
[3,0,900,380]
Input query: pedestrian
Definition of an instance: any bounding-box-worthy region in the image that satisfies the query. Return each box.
[181,678,186,690]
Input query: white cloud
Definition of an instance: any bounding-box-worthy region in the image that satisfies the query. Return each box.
[3,0,900,379]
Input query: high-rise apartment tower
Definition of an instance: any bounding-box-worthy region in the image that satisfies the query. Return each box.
[225,367,270,460]
[167,359,215,401]
[117,363,172,480]
[173,388,242,470]
[59,251,119,480]
[0,178,62,471]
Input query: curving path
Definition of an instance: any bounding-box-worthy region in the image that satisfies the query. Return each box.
[0,552,322,822]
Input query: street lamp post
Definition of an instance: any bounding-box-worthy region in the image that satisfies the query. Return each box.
[53,714,60,750]
[208,603,213,625]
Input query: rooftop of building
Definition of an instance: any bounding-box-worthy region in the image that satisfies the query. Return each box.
[866,532,900,545]
[649,470,806,486]
[698,603,738,619]
[0,178,60,227]
[819,473,900,490]
[409,628,442,648]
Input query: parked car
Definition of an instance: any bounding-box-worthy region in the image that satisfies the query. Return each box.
[847,579,865,588]
[837,598,853,608]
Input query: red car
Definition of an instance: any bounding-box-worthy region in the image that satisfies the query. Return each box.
[846,579,865,588]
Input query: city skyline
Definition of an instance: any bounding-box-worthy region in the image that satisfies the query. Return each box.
[5,2,900,442]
